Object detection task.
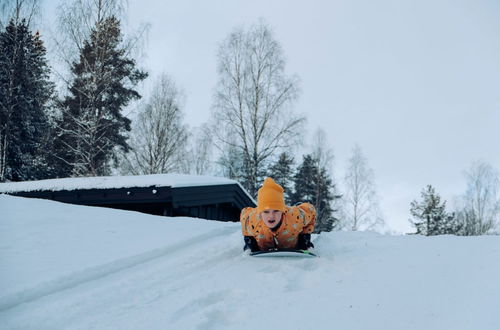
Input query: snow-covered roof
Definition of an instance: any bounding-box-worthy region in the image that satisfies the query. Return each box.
[0,173,243,194]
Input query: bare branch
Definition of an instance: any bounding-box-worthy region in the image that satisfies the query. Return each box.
[211,20,304,195]
[341,144,385,231]
[455,161,500,235]
[122,73,188,175]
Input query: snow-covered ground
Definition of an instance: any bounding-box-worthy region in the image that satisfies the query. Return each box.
[1,194,499,330]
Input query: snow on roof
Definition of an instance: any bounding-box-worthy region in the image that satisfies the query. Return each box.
[0,173,243,194]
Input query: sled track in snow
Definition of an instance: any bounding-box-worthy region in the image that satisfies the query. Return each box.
[0,226,237,312]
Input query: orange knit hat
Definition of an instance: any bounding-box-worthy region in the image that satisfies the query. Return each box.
[257,177,286,212]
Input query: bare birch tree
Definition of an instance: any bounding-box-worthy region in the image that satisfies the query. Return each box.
[54,0,123,69]
[216,136,245,180]
[53,0,147,83]
[0,0,39,28]
[122,74,187,175]
[212,20,304,196]
[310,128,342,228]
[311,128,335,172]
[185,123,213,175]
[342,144,385,231]
[454,161,500,235]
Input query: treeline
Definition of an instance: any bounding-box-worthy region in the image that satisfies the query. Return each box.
[0,0,347,233]
[1,1,497,235]
[1,0,147,180]
[409,161,500,236]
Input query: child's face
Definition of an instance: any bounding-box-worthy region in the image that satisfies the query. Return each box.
[261,209,283,228]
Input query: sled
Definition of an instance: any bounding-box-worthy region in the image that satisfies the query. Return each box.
[249,248,317,258]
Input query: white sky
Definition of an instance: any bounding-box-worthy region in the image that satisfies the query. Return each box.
[41,0,500,233]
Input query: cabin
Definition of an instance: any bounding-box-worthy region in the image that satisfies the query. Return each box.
[0,174,256,222]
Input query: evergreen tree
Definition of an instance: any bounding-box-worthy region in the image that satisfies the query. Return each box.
[54,16,147,177]
[292,154,340,233]
[410,185,461,235]
[267,152,294,204]
[291,155,316,203]
[0,19,54,182]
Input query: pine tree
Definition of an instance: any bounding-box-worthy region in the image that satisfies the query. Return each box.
[54,16,147,177]
[410,185,461,235]
[267,152,294,204]
[292,154,340,233]
[291,155,316,203]
[0,19,54,182]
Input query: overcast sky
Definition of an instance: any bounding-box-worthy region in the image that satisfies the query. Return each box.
[42,0,500,233]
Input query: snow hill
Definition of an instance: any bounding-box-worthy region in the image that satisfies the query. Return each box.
[1,195,499,330]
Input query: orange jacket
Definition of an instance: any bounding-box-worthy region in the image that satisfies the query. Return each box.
[240,203,316,250]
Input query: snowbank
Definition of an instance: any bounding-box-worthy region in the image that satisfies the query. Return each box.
[1,195,499,330]
[0,194,234,306]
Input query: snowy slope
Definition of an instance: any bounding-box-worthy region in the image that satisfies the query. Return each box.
[1,195,499,330]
